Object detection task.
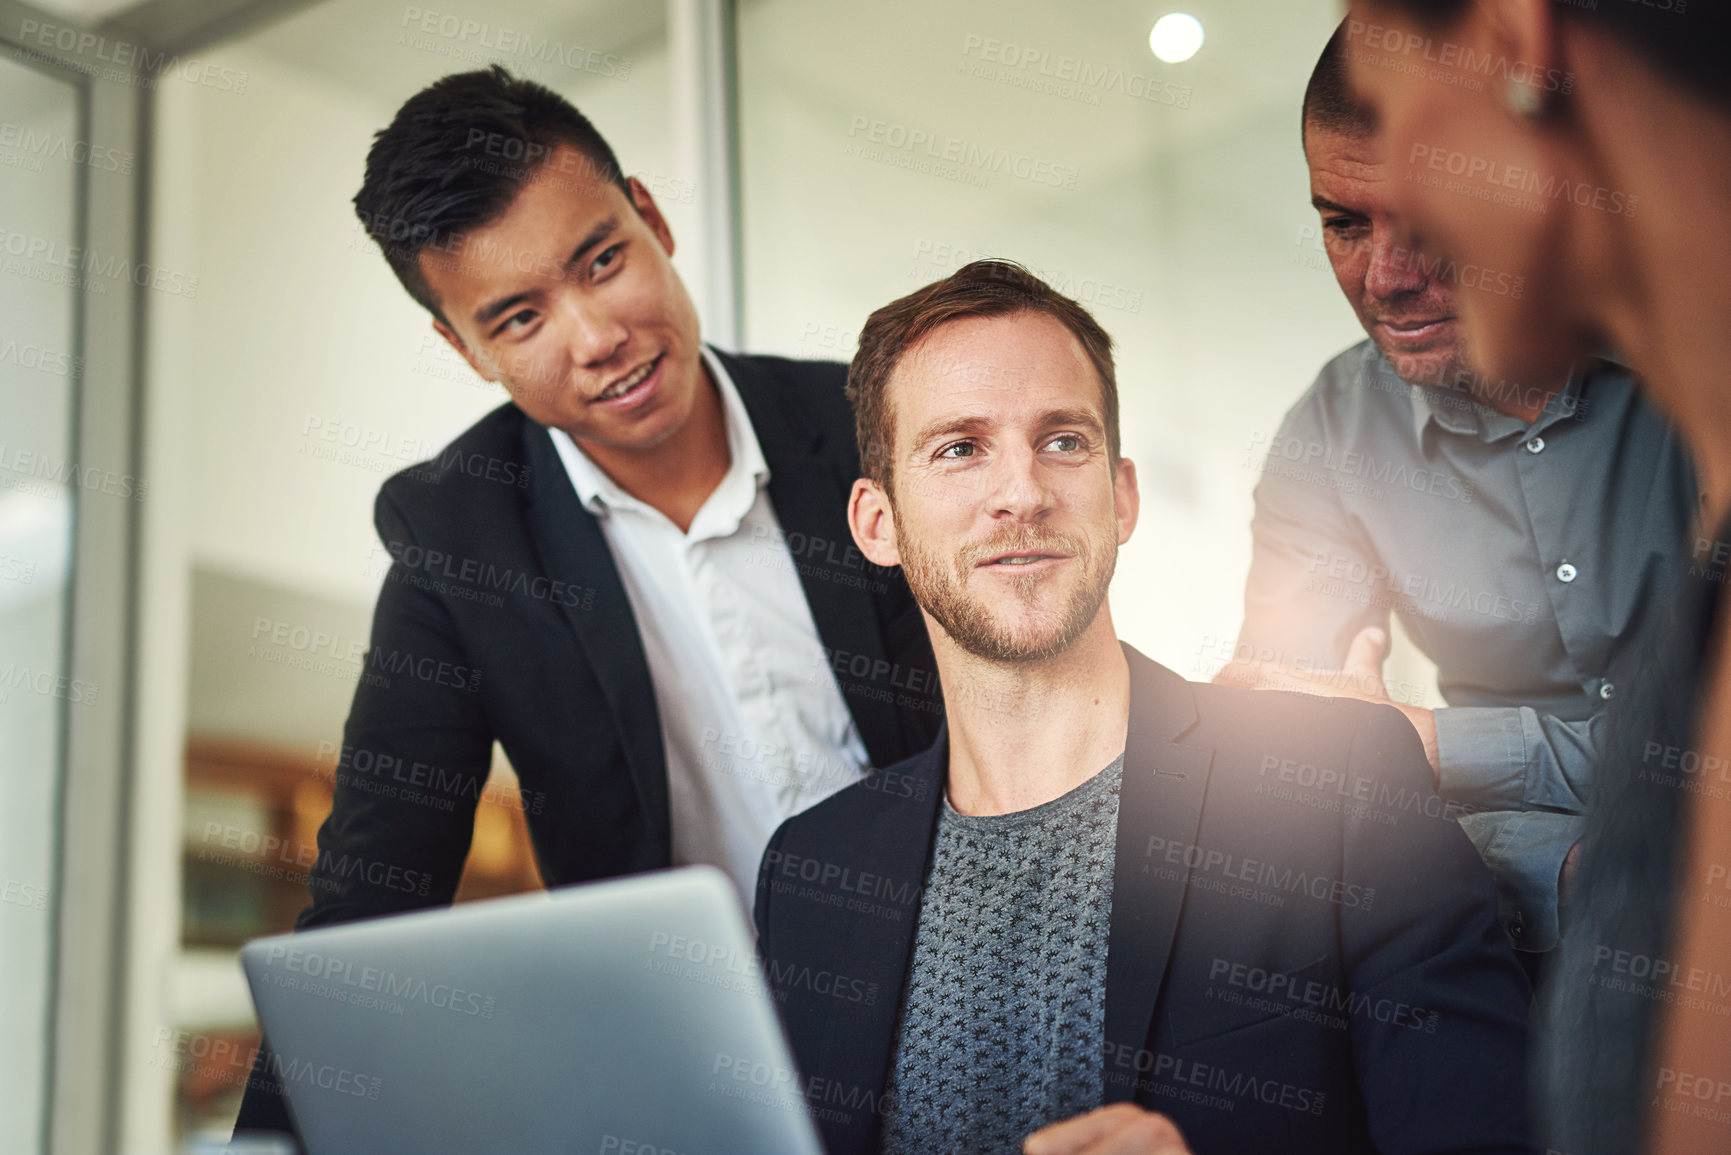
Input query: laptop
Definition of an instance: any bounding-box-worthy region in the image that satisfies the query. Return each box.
[240,866,827,1155]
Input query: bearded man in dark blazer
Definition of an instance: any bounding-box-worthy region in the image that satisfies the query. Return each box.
[754,259,1534,1155]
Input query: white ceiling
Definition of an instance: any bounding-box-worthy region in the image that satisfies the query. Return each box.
[240,0,665,107]
[17,0,663,101]
[26,0,153,25]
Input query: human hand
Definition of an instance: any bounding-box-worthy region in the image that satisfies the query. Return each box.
[1213,625,1388,698]
[1213,627,1440,780]
[1023,1103,1192,1155]
[1560,840,1583,902]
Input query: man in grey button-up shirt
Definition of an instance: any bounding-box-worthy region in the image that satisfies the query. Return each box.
[1223,30,1697,953]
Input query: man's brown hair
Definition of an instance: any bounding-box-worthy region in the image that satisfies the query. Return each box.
[846,259,1120,489]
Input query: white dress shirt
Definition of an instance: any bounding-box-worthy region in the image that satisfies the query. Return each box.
[549,347,869,898]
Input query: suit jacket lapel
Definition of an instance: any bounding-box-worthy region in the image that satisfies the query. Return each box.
[519,417,670,851]
[818,730,946,1149]
[718,349,913,768]
[1103,646,1214,1101]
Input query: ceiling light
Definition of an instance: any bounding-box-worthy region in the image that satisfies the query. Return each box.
[1149,13,1204,64]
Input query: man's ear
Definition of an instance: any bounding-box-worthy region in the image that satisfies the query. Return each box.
[1114,457,1140,546]
[849,477,902,569]
[432,318,497,382]
[627,177,676,258]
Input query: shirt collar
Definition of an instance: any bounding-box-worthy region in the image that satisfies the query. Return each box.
[548,345,770,522]
[1393,349,1594,446]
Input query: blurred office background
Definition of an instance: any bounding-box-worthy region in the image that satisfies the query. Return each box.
[0,0,1439,1150]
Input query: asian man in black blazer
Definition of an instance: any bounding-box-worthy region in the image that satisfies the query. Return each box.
[754,260,1533,1155]
[233,68,940,1141]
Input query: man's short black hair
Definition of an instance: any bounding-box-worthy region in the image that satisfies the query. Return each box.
[353,65,632,321]
[1302,22,1377,154]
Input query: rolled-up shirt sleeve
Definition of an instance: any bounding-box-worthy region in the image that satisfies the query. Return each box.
[1429,689,1599,953]
[1433,705,1598,813]
[1457,808,1584,953]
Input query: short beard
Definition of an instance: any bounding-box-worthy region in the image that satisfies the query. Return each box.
[892,507,1114,664]
[1381,343,1472,394]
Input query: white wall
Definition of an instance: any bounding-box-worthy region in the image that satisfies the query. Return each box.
[736,0,1437,692]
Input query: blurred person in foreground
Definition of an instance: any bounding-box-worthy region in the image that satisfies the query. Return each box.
[754,259,1533,1155]
[1342,1,1731,1152]
[1221,24,1695,962]
[232,66,942,1143]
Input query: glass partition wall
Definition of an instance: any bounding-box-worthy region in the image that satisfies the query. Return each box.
[0,51,81,1155]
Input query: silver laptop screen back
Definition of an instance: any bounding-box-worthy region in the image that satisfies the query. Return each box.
[241,867,826,1155]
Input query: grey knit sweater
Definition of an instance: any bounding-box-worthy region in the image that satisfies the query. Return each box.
[879,753,1124,1154]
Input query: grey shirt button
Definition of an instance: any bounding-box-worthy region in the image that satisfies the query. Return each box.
[1600,681,1616,701]
[1557,562,1578,583]
[1526,436,1546,454]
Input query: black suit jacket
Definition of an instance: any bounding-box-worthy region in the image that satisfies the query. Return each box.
[754,645,1534,1155]
[235,350,942,1137]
